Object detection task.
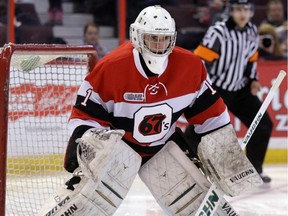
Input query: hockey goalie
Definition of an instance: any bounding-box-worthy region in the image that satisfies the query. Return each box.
[38,5,263,216]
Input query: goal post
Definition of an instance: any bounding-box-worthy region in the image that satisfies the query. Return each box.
[0,43,98,216]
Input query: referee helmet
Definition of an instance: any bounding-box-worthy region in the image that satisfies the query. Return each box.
[229,0,254,18]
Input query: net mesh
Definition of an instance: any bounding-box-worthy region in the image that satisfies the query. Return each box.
[5,48,95,215]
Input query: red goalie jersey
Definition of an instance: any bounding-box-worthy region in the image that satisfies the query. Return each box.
[69,42,230,158]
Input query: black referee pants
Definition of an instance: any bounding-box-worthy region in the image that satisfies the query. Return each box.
[215,84,273,174]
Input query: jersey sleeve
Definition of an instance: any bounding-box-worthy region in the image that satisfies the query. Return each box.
[65,62,112,173]
[184,62,230,135]
[194,25,221,63]
[68,61,111,132]
[245,24,259,81]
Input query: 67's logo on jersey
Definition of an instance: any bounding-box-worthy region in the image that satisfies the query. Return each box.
[139,113,168,136]
[133,104,172,143]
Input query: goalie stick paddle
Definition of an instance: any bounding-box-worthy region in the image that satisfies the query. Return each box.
[195,70,287,216]
[240,70,287,150]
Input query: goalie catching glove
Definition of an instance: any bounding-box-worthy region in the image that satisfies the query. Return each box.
[76,128,125,181]
[197,124,263,196]
[38,128,142,216]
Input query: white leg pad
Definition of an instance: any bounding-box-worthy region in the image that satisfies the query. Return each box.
[139,141,209,215]
[38,138,142,216]
[139,141,238,216]
[38,178,109,216]
[198,124,263,196]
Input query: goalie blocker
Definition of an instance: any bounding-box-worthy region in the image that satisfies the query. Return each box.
[198,124,263,196]
[38,129,142,216]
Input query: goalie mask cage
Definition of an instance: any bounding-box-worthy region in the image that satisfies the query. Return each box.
[0,43,98,216]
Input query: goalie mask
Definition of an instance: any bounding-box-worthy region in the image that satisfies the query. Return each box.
[130,5,177,75]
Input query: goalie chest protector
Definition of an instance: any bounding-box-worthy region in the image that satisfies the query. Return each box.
[70,42,229,157]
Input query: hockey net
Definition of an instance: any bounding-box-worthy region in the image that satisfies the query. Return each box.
[0,43,98,216]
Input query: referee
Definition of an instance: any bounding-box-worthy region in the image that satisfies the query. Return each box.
[190,0,273,183]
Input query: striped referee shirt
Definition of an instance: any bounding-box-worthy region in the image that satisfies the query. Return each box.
[194,17,259,91]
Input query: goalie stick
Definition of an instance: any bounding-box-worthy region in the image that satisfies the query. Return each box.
[195,70,287,216]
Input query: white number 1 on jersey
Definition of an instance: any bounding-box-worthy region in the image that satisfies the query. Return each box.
[81,88,93,106]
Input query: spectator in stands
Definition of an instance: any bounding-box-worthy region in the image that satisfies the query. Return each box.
[262,0,287,55]
[46,0,63,26]
[83,23,108,59]
[263,0,286,27]
[258,23,286,60]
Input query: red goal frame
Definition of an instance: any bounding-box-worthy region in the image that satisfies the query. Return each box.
[0,43,98,216]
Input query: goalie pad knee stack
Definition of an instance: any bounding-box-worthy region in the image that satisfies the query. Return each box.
[198,124,263,196]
